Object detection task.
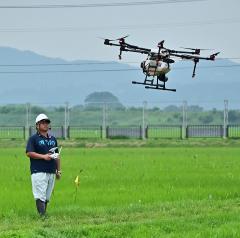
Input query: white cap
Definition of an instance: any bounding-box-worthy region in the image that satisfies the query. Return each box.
[35,113,51,124]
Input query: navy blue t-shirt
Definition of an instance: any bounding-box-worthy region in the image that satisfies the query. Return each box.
[26,133,58,174]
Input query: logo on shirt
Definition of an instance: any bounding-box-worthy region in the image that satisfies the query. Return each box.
[38,139,56,147]
[46,140,56,146]
[39,140,45,146]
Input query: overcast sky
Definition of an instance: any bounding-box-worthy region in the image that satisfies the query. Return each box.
[0,0,239,63]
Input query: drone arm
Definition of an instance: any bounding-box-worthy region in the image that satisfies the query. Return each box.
[170,53,208,78]
[195,53,220,61]
[171,52,219,78]
[104,40,150,59]
[118,47,149,60]
[189,55,216,61]
[124,43,151,52]
[169,53,193,60]
[118,48,150,59]
[104,42,121,47]
[104,39,151,52]
[169,53,219,61]
[120,48,150,55]
[169,49,199,55]
[170,53,199,78]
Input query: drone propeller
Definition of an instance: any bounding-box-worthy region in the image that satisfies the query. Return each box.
[116,35,130,41]
[210,52,220,60]
[102,35,129,46]
[101,35,129,42]
[158,40,165,48]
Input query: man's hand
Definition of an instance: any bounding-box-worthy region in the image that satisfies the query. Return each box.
[43,154,52,161]
[50,153,59,160]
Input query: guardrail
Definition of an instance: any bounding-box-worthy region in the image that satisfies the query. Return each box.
[0,125,240,139]
[227,125,240,138]
[146,125,182,139]
[0,126,25,139]
[106,126,142,139]
[186,125,224,138]
[69,126,103,139]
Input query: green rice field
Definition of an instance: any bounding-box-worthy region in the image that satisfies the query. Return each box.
[1,144,240,237]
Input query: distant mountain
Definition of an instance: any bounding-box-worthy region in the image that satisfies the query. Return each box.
[0,47,239,108]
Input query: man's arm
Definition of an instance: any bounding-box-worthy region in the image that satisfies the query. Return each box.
[55,157,61,179]
[54,139,61,179]
[56,157,61,171]
[26,152,52,161]
[26,137,51,160]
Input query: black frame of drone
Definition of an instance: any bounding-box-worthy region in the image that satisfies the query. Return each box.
[104,36,220,92]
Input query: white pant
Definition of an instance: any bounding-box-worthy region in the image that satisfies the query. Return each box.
[31,172,55,202]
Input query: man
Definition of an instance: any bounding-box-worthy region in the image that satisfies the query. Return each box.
[26,113,61,216]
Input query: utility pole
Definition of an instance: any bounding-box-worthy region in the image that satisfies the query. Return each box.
[223,99,228,139]
[102,103,107,138]
[64,102,69,139]
[182,101,187,139]
[142,101,147,139]
[26,103,30,138]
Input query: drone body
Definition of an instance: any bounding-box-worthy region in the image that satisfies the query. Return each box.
[104,36,220,92]
[141,55,171,76]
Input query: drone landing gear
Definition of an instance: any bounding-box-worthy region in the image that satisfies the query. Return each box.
[132,76,176,92]
[145,82,176,92]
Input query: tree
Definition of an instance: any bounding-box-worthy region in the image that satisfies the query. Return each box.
[84,92,124,110]
[228,110,240,124]
[199,114,214,124]
[188,105,204,112]
[31,106,46,114]
[163,105,181,112]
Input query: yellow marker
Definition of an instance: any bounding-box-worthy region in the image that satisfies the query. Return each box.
[74,176,79,186]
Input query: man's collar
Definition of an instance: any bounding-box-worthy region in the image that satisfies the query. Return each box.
[37,132,51,139]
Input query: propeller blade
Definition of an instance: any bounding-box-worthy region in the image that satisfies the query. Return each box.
[116,35,130,41]
[210,52,220,60]
[212,52,220,56]
[158,40,165,48]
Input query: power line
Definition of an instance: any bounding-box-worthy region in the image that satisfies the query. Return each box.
[0,64,239,74]
[174,64,240,70]
[0,0,205,9]
[1,18,239,33]
[0,69,137,74]
[0,62,126,67]
[0,58,238,67]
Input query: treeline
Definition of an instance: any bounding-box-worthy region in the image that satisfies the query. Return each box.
[0,104,216,113]
[0,104,239,126]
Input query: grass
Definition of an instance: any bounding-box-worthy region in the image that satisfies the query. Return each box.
[1,146,240,237]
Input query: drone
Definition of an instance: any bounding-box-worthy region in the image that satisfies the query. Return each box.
[103,36,220,92]
[49,146,62,160]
